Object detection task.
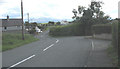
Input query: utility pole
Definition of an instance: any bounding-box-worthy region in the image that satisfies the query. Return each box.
[21,0,24,40]
[27,13,29,23]
[27,13,29,30]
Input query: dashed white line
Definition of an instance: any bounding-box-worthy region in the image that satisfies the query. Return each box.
[91,41,94,50]
[56,39,59,43]
[43,44,54,51]
[43,39,59,51]
[8,39,60,69]
[8,55,35,69]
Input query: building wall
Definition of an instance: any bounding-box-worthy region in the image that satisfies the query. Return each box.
[2,19,22,27]
[2,26,22,31]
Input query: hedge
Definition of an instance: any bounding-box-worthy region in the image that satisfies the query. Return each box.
[49,23,85,36]
[92,24,112,34]
[111,20,118,49]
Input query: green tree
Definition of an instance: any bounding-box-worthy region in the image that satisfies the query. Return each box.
[72,9,77,19]
[78,6,85,15]
[90,1,104,18]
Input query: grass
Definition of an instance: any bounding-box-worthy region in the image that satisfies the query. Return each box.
[107,45,118,66]
[2,33,39,51]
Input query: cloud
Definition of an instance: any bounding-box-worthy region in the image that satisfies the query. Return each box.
[0,0,119,21]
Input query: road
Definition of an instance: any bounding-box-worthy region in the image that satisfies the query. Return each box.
[2,30,114,68]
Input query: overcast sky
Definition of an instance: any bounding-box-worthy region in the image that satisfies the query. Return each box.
[0,0,119,22]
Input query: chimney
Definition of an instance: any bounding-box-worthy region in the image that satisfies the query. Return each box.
[7,15,9,21]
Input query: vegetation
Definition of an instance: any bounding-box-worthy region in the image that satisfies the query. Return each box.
[92,24,112,34]
[112,20,118,49]
[49,23,85,36]
[49,1,111,36]
[25,22,49,34]
[28,28,36,34]
[72,1,110,35]
[118,21,120,68]
[2,33,39,51]
[107,45,118,66]
[106,20,118,67]
[48,21,55,26]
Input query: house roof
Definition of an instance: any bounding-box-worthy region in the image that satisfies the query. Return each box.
[0,18,22,27]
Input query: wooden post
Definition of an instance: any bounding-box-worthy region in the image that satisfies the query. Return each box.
[21,0,24,40]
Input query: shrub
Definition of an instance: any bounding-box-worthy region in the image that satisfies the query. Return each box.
[92,24,112,34]
[28,28,36,34]
[111,20,118,49]
[49,23,85,36]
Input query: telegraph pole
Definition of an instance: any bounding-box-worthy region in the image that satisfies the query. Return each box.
[27,13,29,23]
[27,13,29,30]
[21,0,24,40]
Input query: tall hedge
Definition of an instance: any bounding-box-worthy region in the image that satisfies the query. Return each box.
[92,24,112,34]
[49,23,85,36]
[112,20,118,49]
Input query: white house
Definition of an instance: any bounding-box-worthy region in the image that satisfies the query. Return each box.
[60,20,69,25]
[35,26,42,33]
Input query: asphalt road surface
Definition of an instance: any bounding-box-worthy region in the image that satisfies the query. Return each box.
[2,30,114,68]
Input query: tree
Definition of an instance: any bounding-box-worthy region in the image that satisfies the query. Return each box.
[78,6,85,15]
[72,6,85,20]
[72,9,77,19]
[90,1,104,18]
[71,1,111,35]
[25,21,29,26]
[56,22,61,25]
[25,21,30,30]
[83,8,93,18]
[48,21,55,25]
[98,11,105,18]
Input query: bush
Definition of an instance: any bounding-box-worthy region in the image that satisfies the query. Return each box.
[92,24,112,34]
[49,23,85,36]
[28,28,36,34]
[111,20,118,49]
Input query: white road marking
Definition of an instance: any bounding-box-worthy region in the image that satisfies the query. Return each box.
[8,55,35,69]
[8,39,60,68]
[43,39,59,51]
[56,39,59,43]
[91,41,94,50]
[43,44,54,51]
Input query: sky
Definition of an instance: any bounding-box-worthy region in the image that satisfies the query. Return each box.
[0,0,119,22]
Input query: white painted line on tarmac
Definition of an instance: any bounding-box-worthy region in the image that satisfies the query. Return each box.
[56,39,59,43]
[8,55,35,69]
[43,44,54,51]
[91,41,94,50]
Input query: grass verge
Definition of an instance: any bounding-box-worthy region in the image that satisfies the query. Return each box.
[107,45,118,66]
[2,33,39,51]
